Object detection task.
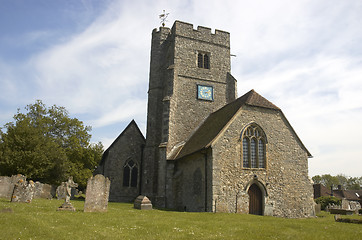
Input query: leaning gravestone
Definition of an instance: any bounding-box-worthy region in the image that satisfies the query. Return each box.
[11,179,35,203]
[134,195,152,210]
[84,174,110,212]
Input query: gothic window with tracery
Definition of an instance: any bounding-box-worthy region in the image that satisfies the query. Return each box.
[197,52,210,69]
[123,160,138,187]
[242,124,266,168]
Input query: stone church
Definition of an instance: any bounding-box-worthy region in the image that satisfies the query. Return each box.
[95,20,315,218]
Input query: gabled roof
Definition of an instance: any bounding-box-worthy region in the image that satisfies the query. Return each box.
[98,120,145,165]
[173,89,311,159]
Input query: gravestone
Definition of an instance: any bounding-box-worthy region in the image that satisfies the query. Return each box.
[11,179,35,203]
[0,176,13,199]
[33,182,56,199]
[56,182,78,200]
[56,183,67,200]
[57,177,78,211]
[84,174,110,212]
[134,195,152,210]
[0,174,26,199]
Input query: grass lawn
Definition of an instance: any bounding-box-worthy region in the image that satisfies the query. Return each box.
[0,198,361,240]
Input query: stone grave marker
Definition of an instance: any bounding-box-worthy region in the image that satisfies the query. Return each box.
[11,179,35,203]
[33,182,56,199]
[134,195,152,210]
[0,174,26,199]
[57,177,78,211]
[84,174,110,212]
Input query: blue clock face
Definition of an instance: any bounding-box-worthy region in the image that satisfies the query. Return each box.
[197,85,213,101]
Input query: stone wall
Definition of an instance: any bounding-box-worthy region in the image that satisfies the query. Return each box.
[168,20,233,155]
[99,121,145,202]
[172,152,206,212]
[143,21,236,207]
[210,105,315,218]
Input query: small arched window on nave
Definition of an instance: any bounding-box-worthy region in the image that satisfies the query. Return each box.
[123,160,138,188]
[241,124,267,169]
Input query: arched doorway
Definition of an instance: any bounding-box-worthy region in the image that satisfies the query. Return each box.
[248,183,263,215]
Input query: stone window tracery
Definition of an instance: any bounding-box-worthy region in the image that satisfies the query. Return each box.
[242,124,266,169]
[123,159,138,187]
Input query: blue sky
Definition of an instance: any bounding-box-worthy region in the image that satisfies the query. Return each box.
[1,0,361,178]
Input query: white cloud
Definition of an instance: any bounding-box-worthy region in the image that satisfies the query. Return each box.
[90,98,147,128]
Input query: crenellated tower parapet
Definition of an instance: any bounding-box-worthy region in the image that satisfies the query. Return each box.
[171,21,230,48]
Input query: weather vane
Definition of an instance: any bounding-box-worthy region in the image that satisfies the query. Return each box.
[159,10,169,27]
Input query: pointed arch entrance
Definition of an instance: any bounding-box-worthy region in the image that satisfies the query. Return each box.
[248,183,263,215]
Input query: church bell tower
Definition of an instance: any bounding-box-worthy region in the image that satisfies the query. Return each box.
[142,21,237,206]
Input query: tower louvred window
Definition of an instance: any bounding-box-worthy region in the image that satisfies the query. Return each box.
[198,53,203,68]
[197,52,210,69]
[203,54,209,69]
[242,124,266,169]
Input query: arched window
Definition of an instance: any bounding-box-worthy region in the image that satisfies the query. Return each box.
[242,124,266,168]
[123,160,138,188]
[197,52,210,69]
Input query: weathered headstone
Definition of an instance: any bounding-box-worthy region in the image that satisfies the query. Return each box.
[0,176,13,199]
[84,174,110,212]
[341,198,350,209]
[56,183,67,200]
[57,177,78,211]
[33,182,56,199]
[11,179,35,203]
[56,183,78,200]
[134,195,152,210]
[0,174,26,199]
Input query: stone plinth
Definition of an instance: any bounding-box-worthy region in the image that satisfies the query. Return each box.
[134,195,152,210]
[57,202,76,212]
[84,174,110,212]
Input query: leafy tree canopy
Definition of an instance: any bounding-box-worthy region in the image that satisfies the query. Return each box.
[312,174,361,190]
[0,100,103,189]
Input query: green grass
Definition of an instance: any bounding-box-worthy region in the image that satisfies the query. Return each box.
[0,198,361,240]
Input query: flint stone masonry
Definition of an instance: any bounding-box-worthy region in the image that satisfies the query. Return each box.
[11,179,35,203]
[134,195,152,210]
[84,174,110,212]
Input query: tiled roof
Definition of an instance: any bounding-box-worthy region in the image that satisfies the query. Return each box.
[174,90,283,159]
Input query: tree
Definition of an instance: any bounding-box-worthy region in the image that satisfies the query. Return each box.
[0,100,103,189]
[312,174,361,190]
[315,196,341,210]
